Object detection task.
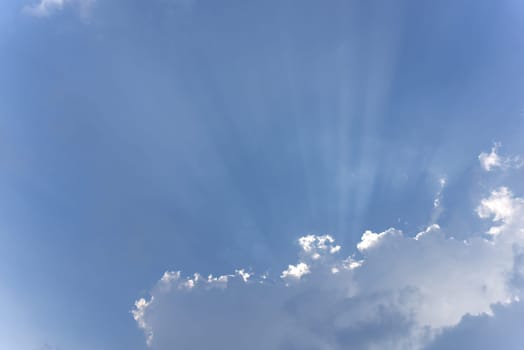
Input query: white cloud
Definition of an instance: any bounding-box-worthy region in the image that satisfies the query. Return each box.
[479,144,502,171]
[235,269,251,282]
[479,143,523,171]
[133,188,524,350]
[298,234,341,260]
[132,298,154,346]
[430,177,447,224]
[477,187,516,222]
[356,228,401,251]
[477,187,524,235]
[23,0,67,17]
[433,177,446,209]
[280,262,310,280]
[23,0,94,18]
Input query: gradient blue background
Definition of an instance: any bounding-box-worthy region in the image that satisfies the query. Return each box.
[1,0,524,348]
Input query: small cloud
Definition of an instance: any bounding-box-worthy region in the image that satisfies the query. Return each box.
[357,228,400,251]
[23,0,67,17]
[476,187,524,235]
[280,262,310,280]
[431,177,447,224]
[235,269,251,282]
[478,143,523,171]
[23,0,94,18]
[297,234,341,260]
[132,298,154,346]
[433,177,447,208]
[477,187,516,223]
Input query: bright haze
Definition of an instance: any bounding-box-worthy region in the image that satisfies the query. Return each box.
[1,0,524,349]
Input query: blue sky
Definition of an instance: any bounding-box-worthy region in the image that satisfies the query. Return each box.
[1,0,524,349]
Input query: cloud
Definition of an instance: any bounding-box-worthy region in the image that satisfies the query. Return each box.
[23,0,67,17]
[132,183,524,350]
[426,302,524,350]
[22,0,94,18]
[477,187,516,222]
[478,143,523,171]
[430,177,446,224]
[280,262,310,280]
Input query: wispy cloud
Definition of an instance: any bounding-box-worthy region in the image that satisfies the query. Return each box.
[22,0,94,18]
[430,176,447,224]
[479,143,523,171]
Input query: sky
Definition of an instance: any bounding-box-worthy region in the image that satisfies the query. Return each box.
[1,0,524,349]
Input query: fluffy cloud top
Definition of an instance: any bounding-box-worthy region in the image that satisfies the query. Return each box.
[133,186,524,349]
